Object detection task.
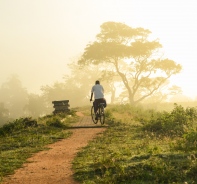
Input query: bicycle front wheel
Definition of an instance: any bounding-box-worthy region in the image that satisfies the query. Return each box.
[91,105,98,124]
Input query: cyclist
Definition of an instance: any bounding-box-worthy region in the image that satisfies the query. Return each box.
[90,80,105,120]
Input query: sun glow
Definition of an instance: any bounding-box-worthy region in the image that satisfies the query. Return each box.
[0,0,197,99]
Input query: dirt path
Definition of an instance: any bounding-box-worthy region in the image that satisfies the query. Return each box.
[2,112,107,184]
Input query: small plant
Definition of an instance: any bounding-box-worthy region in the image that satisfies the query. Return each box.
[46,117,64,128]
[174,129,197,151]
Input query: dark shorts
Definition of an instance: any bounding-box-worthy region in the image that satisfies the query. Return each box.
[93,98,107,113]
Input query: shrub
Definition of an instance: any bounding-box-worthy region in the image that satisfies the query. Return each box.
[174,129,197,151]
[142,104,197,137]
[0,117,37,136]
[46,117,64,128]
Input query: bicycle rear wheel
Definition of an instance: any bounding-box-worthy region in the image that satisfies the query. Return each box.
[91,105,98,124]
[99,106,105,125]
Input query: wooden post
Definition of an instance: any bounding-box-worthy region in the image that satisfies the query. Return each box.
[52,100,70,114]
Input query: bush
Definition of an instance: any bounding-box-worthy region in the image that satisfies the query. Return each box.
[174,129,197,151]
[0,117,37,136]
[142,104,197,137]
[46,117,65,128]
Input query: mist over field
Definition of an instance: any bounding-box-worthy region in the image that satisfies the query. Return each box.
[1,0,197,123]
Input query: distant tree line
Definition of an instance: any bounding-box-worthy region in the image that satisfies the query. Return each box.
[0,21,186,125]
[0,74,46,125]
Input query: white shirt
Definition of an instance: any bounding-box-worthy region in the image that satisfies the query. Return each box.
[91,84,104,99]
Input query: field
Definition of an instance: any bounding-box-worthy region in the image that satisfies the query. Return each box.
[1,102,197,183]
[73,103,197,184]
[0,111,78,183]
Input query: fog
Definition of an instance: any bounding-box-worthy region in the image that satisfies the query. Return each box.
[0,0,197,122]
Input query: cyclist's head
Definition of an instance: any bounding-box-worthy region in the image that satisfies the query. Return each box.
[95,80,100,84]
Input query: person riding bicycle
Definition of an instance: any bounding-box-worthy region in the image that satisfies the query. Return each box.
[90,80,105,120]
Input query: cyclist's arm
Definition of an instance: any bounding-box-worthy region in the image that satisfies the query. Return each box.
[90,92,93,101]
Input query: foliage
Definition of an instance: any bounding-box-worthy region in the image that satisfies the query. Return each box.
[45,117,64,127]
[106,103,155,125]
[41,63,103,108]
[79,21,182,105]
[0,102,9,127]
[173,129,197,152]
[0,117,37,136]
[1,103,197,183]
[44,112,78,128]
[0,112,77,182]
[24,94,48,118]
[73,104,197,183]
[0,74,29,119]
[142,103,197,137]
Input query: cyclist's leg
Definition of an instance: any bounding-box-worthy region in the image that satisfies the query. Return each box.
[97,98,103,115]
[94,99,99,114]
[93,100,98,120]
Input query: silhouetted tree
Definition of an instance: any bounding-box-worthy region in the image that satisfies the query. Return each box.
[0,74,28,118]
[41,63,98,108]
[0,102,9,126]
[41,62,114,107]
[79,22,182,105]
[24,94,47,118]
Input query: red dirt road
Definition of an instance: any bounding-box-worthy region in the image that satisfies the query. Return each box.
[2,112,106,184]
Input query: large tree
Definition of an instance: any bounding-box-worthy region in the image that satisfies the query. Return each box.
[79,22,182,105]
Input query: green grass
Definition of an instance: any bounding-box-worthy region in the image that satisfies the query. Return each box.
[0,110,78,183]
[1,104,197,183]
[73,104,197,184]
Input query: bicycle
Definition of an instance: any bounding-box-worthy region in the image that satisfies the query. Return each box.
[91,102,105,125]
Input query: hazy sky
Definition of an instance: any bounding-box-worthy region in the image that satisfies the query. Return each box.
[0,0,197,98]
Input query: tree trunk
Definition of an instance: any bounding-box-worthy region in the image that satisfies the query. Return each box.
[128,94,136,106]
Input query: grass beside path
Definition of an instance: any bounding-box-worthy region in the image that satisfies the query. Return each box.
[73,104,197,184]
[0,111,78,183]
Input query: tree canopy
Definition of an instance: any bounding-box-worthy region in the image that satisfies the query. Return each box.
[79,21,182,105]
